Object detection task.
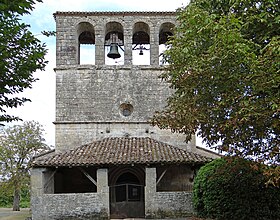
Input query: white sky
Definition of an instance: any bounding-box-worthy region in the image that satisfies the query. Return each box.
[6,0,191,147]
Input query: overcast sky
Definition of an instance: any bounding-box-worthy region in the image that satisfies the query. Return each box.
[6,0,190,147]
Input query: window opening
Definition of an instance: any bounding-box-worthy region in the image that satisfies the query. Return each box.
[159,22,175,65]
[133,23,150,65]
[77,23,95,65]
[105,22,124,65]
[120,103,133,117]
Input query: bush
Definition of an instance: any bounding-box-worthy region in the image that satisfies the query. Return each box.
[193,157,280,220]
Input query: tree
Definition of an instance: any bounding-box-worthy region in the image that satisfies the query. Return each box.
[0,121,49,211]
[0,0,47,123]
[153,0,280,165]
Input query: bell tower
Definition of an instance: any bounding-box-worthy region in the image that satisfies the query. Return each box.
[53,11,196,152]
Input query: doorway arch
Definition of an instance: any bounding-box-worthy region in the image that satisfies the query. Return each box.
[109,166,145,218]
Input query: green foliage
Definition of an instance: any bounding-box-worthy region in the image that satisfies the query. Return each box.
[0,181,13,207]
[0,181,30,208]
[152,0,280,165]
[193,157,280,220]
[41,30,56,37]
[0,0,47,123]
[0,121,50,210]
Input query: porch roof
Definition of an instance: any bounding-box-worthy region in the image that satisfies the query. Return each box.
[32,137,211,167]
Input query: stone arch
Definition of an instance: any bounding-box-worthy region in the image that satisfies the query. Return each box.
[76,21,95,64]
[109,166,145,218]
[132,22,150,65]
[159,22,175,44]
[109,166,145,186]
[158,22,175,64]
[133,22,150,44]
[105,21,124,64]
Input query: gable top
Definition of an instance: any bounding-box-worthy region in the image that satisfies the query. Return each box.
[53,11,176,18]
[32,137,211,167]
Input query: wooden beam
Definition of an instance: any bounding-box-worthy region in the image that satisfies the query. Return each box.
[78,167,97,186]
[156,169,167,186]
[44,169,57,190]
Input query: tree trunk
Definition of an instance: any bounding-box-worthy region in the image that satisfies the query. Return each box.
[13,188,20,211]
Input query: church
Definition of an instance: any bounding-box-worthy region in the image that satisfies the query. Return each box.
[31,11,218,220]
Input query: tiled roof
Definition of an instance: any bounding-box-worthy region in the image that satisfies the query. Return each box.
[32,137,211,167]
[54,11,176,17]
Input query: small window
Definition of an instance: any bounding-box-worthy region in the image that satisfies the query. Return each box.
[120,103,133,117]
[77,22,95,65]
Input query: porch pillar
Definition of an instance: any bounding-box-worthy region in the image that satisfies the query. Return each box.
[145,167,157,218]
[97,168,110,217]
[31,168,46,197]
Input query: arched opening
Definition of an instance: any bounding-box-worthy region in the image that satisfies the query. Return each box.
[109,167,145,218]
[77,22,95,64]
[105,22,124,65]
[133,22,150,65]
[115,172,141,202]
[159,22,175,65]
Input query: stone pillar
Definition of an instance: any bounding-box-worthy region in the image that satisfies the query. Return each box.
[97,168,110,217]
[124,24,133,65]
[31,168,45,220]
[150,26,159,66]
[95,25,105,65]
[145,167,157,218]
[31,168,45,197]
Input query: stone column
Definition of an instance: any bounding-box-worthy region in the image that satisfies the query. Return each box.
[150,26,159,66]
[95,25,105,65]
[31,168,46,220]
[124,24,133,65]
[31,168,46,197]
[97,168,110,217]
[145,167,157,218]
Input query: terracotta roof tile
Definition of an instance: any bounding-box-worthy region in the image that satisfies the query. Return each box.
[32,137,211,167]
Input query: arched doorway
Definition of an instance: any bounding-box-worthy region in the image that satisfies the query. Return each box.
[109,167,145,218]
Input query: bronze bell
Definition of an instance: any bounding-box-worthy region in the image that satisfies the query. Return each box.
[107,43,121,59]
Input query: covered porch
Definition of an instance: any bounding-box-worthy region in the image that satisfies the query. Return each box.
[31,137,211,220]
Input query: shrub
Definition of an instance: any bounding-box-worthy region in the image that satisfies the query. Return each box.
[193,157,280,220]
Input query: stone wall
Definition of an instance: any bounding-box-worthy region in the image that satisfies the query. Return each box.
[31,193,108,220]
[145,168,194,219]
[31,168,110,220]
[147,192,193,218]
[54,65,196,151]
[55,66,170,122]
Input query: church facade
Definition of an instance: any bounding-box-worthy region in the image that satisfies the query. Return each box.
[31,11,217,220]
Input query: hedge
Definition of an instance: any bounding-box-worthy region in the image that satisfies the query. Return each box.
[193,157,280,220]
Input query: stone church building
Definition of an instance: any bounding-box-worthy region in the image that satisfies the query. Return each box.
[31,11,218,220]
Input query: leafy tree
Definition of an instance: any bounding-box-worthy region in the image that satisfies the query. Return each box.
[0,0,47,123]
[0,121,49,211]
[153,0,280,165]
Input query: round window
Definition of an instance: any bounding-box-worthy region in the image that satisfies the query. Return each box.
[120,103,133,117]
